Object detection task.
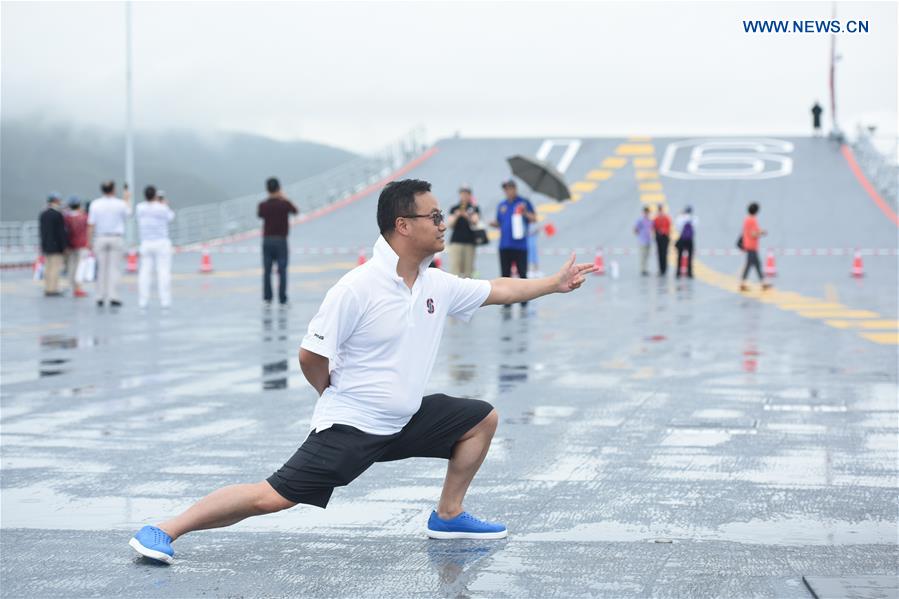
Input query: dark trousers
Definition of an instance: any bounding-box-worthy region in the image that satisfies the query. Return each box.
[499,249,528,306]
[656,235,670,275]
[742,250,763,281]
[263,237,289,303]
[676,238,694,277]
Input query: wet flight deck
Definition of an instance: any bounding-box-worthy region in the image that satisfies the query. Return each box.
[1,136,896,598]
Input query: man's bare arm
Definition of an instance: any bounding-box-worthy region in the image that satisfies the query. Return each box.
[482,253,595,306]
[299,349,330,396]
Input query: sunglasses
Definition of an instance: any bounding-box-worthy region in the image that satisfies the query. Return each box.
[401,211,445,226]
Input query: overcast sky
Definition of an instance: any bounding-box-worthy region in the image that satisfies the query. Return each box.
[2,1,896,153]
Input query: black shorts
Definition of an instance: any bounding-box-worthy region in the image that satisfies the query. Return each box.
[266,394,494,508]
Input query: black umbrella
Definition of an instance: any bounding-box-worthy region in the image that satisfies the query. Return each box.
[506,155,571,201]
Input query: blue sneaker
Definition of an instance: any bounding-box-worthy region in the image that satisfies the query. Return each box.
[129,525,174,564]
[426,510,508,539]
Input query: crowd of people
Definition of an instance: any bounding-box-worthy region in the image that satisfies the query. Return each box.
[634,204,694,278]
[38,181,174,309]
[631,201,770,289]
[38,175,773,312]
[443,178,539,304]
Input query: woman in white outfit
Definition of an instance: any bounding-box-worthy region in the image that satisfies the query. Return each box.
[136,185,175,309]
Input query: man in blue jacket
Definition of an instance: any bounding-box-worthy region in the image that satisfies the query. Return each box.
[489,180,536,307]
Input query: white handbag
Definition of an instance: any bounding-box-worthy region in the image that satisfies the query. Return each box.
[77,254,97,283]
[511,213,525,240]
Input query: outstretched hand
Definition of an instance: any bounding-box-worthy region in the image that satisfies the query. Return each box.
[555,253,596,293]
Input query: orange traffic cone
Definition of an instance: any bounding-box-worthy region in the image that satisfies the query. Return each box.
[851,250,864,278]
[357,249,367,266]
[593,249,605,276]
[544,223,557,237]
[764,250,777,277]
[199,249,213,273]
[126,250,138,273]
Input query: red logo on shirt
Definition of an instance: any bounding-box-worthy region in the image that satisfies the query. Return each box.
[426,298,435,314]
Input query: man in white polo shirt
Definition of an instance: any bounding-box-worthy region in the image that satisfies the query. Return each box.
[130,179,595,564]
[88,180,131,307]
[136,185,175,309]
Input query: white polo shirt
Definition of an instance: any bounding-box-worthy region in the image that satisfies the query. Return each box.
[301,235,491,435]
[136,201,175,242]
[88,196,131,236]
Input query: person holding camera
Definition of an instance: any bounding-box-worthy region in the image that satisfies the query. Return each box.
[446,185,482,278]
[136,185,175,310]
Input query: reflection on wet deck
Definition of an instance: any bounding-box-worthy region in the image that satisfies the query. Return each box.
[1,248,896,597]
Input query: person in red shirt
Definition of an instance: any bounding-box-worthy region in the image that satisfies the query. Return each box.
[740,202,772,291]
[257,177,299,305]
[64,196,90,298]
[653,205,672,276]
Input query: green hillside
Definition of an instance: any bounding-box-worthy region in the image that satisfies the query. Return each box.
[0,119,358,221]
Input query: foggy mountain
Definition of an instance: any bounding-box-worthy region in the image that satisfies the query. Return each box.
[0,119,358,221]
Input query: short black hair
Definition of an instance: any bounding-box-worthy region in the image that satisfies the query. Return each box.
[101,180,115,195]
[144,185,157,201]
[266,177,280,193]
[377,179,432,236]
[748,202,759,215]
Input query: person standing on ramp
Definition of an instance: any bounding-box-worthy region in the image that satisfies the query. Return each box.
[811,101,823,137]
[653,205,672,277]
[489,179,537,307]
[130,179,595,564]
[258,177,298,306]
[739,202,772,291]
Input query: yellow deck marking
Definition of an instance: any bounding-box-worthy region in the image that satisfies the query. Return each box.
[487,230,500,241]
[601,358,631,369]
[570,192,582,202]
[615,143,655,156]
[631,366,655,379]
[586,169,614,181]
[759,296,817,304]
[795,310,880,319]
[777,303,846,310]
[635,171,659,180]
[860,332,899,344]
[633,157,658,168]
[640,193,666,203]
[570,181,598,192]
[536,203,564,213]
[692,260,890,345]
[601,157,628,169]
[823,320,899,330]
[639,182,663,191]
[758,291,808,301]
